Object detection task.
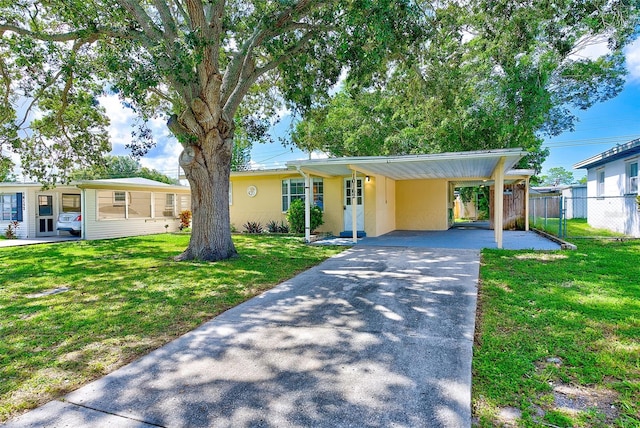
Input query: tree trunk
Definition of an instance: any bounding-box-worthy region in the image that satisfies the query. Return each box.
[175,130,237,262]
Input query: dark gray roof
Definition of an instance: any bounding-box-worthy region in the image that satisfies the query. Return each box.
[574,138,640,169]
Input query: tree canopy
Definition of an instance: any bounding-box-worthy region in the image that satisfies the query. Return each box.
[293,0,639,174]
[71,155,178,184]
[538,166,577,187]
[0,156,15,182]
[0,0,421,260]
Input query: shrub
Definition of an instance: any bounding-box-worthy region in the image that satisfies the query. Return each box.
[287,199,323,234]
[178,210,192,230]
[243,221,263,234]
[277,221,290,234]
[4,221,19,239]
[266,220,279,233]
[266,220,290,234]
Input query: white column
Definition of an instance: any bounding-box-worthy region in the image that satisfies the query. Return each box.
[493,157,505,248]
[304,174,311,243]
[351,170,357,243]
[524,177,530,231]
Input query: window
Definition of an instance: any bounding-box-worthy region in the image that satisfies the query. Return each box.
[597,169,605,197]
[155,193,176,218]
[62,194,81,212]
[345,178,363,206]
[626,161,638,194]
[98,191,125,219]
[178,194,191,213]
[128,192,151,218]
[1,193,22,221]
[114,191,126,205]
[282,178,324,211]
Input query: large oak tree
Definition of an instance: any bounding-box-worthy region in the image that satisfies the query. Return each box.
[0,0,419,260]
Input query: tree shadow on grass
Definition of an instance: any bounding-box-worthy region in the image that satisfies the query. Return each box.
[5,247,481,428]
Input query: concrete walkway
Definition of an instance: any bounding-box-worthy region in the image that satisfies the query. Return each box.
[0,236,79,247]
[4,246,480,428]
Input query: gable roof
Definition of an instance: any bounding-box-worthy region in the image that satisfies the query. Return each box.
[574,138,640,170]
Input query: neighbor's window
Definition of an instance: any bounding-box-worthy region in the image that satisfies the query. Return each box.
[597,169,605,197]
[178,194,191,212]
[281,178,324,211]
[62,193,81,212]
[155,193,175,218]
[626,161,638,194]
[1,193,22,221]
[98,190,125,219]
[128,192,151,218]
[114,191,126,205]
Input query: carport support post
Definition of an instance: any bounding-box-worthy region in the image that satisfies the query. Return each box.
[525,177,530,231]
[296,167,312,243]
[493,157,505,248]
[351,170,357,244]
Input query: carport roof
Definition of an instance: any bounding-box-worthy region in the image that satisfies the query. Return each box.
[287,148,532,183]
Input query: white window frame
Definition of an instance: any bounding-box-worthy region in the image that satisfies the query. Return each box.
[0,193,18,221]
[596,168,605,197]
[626,161,638,194]
[113,191,126,206]
[282,178,323,212]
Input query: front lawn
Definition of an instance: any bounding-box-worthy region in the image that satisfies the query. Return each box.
[474,231,640,426]
[0,234,344,423]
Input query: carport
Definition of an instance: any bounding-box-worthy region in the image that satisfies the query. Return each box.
[288,148,534,248]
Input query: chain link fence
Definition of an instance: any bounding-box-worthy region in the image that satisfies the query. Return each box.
[529,195,640,239]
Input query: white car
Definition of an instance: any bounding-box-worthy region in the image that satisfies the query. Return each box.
[56,212,82,236]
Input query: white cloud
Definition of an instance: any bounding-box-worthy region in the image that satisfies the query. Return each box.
[310,150,329,160]
[570,36,610,61]
[624,38,640,81]
[99,94,135,149]
[98,93,183,177]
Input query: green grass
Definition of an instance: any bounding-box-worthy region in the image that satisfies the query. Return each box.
[531,217,629,239]
[0,234,344,422]
[474,228,640,426]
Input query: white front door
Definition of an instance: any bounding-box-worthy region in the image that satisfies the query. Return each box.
[344,177,364,231]
[36,194,56,236]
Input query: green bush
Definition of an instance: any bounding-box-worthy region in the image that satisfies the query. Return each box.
[266,220,290,233]
[243,221,263,234]
[287,199,323,234]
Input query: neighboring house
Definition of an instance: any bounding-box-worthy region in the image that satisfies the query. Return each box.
[530,185,587,220]
[574,138,640,236]
[230,148,534,248]
[0,178,190,240]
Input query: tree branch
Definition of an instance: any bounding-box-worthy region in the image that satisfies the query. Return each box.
[114,0,165,41]
[224,30,317,117]
[153,0,179,42]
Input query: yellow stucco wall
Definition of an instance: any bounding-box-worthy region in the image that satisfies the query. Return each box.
[229,173,342,235]
[395,179,449,230]
[321,177,343,235]
[363,175,396,236]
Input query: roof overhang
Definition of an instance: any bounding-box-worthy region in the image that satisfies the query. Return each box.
[287,148,532,184]
[75,178,190,193]
[574,138,640,170]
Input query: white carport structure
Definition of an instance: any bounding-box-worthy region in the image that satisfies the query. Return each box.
[288,148,533,248]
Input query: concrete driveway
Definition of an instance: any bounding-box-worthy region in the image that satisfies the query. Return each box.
[4,246,480,428]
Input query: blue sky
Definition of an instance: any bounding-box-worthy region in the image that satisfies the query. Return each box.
[102,39,640,182]
[542,80,640,181]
